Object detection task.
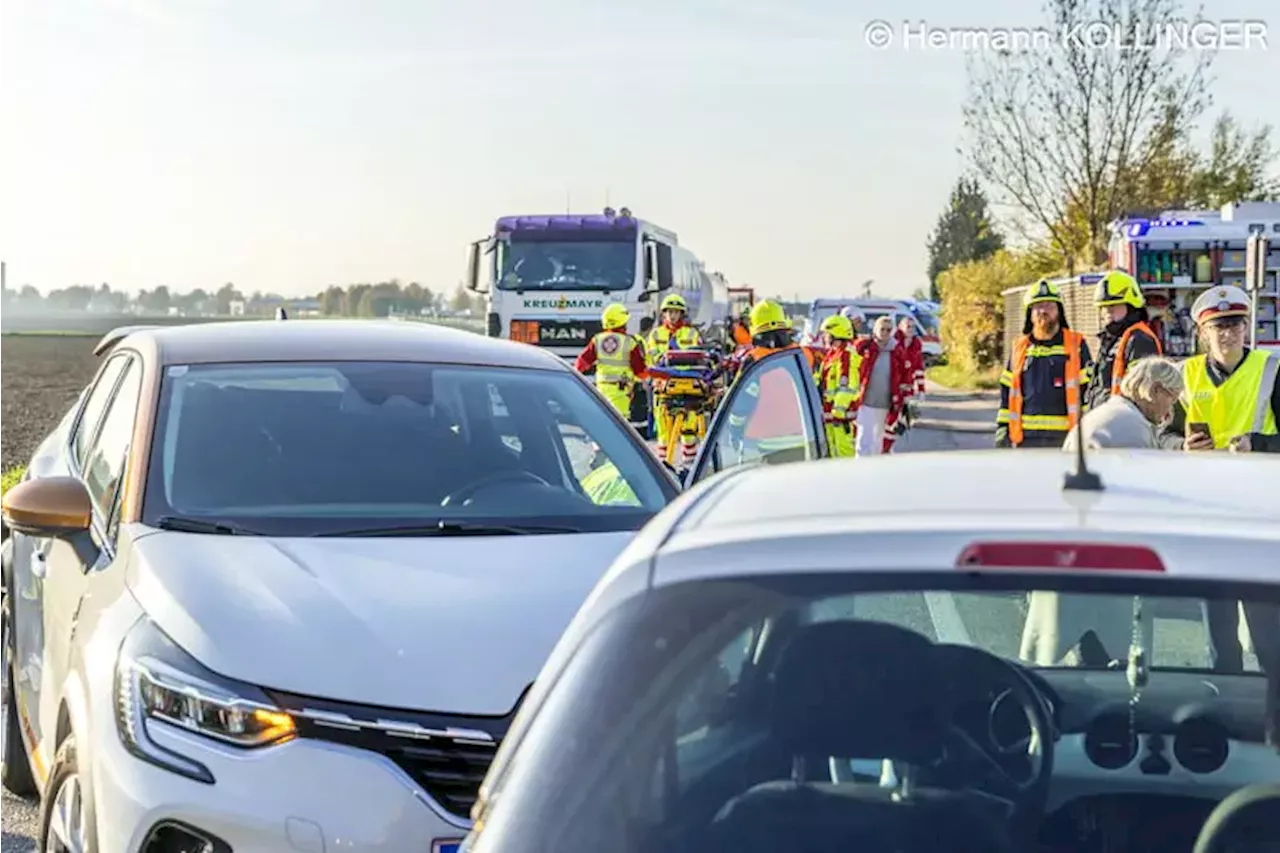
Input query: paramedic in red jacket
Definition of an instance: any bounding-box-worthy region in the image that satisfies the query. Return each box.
[883,315,926,452]
[853,316,911,456]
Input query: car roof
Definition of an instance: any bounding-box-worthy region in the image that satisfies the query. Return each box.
[643,450,1280,587]
[113,319,569,370]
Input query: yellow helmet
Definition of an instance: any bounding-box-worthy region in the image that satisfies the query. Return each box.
[1023,278,1064,308]
[1094,270,1145,310]
[749,299,790,336]
[660,293,687,313]
[601,302,629,329]
[1022,278,1068,334]
[820,313,855,341]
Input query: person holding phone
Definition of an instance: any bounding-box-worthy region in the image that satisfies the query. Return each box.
[1162,285,1280,453]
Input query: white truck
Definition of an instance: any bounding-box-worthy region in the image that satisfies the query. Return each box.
[465,207,730,361]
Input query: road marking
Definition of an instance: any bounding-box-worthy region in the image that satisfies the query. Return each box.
[923,591,972,645]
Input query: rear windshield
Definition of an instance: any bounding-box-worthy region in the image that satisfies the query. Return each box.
[468,572,1280,853]
[142,361,675,535]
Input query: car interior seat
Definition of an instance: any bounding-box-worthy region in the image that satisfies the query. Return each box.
[1192,783,1280,853]
[707,620,1017,853]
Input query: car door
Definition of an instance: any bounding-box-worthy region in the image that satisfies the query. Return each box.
[32,354,143,754]
[9,352,131,754]
[686,348,828,487]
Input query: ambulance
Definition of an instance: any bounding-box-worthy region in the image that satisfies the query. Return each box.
[798,298,944,363]
[465,208,730,361]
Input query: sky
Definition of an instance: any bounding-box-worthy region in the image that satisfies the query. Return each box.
[0,0,1276,300]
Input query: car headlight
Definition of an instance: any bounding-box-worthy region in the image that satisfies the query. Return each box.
[114,617,296,783]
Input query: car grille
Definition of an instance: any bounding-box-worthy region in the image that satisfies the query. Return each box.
[268,689,523,821]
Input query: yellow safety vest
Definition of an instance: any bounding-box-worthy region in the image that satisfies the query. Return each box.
[1181,350,1280,448]
[592,331,639,387]
[645,324,701,367]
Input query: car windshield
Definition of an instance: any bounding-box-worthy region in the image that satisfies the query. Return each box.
[142,361,675,535]
[914,309,940,336]
[468,572,1280,853]
[496,239,636,291]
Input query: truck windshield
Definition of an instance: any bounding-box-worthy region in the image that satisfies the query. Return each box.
[497,239,636,291]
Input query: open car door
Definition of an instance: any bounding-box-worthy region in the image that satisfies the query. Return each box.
[686,348,828,487]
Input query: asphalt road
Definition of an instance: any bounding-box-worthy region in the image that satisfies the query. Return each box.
[0,390,1249,849]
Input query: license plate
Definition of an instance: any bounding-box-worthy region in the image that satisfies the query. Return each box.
[432,841,463,853]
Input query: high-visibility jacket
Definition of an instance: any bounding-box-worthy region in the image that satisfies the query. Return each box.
[588,331,645,388]
[1007,329,1087,446]
[1181,350,1280,449]
[1110,322,1163,395]
[820,344,862,422]
[645,323,701,367]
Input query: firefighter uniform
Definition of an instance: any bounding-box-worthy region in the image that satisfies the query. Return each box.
[646,293,703,458]
[574,303,647,417]
[997,280,1094,448]
[1083,270,1163,411]
[818,314,861,458]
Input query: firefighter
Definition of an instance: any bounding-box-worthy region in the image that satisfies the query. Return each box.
[574,303,647,417]
[1083,270,1163,411]
[818,313,861,457]
[646,293,702,460]
[996,279,1094,448]
[724,299,819,459]
[729,305,753,347]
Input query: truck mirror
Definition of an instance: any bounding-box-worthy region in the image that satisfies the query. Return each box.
[644,243,656,284]
[466,241,484,293]
[656,243,674,291]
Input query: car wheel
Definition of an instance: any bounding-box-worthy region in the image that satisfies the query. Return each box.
[2,578,38,797]
[40,735,97,853]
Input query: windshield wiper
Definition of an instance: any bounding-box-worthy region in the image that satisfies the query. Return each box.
[154,516,265,536]
[316,520,581,538]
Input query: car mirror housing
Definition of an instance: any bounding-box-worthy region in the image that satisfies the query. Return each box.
[1,476,93,538]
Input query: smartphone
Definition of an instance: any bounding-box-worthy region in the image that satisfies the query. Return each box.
[1188,422,1212,442]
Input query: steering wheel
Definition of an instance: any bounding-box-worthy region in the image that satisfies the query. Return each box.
[930,644,1055,835]
[440,470,553,507]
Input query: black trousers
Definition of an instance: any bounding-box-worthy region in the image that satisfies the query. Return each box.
[1202,599,1280,674]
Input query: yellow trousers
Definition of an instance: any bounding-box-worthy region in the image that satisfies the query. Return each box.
[597,380,633,418]
[826,422,855,458]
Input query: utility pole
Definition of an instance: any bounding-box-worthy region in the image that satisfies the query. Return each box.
[565,187,571,214]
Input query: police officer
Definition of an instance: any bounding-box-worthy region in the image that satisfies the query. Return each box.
[1084,270,1163,411]
[996,279,1094,448]
[1157,285,1280,675]
[574,303,647,418]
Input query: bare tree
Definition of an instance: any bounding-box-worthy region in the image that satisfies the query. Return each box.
[962,0,1214,272]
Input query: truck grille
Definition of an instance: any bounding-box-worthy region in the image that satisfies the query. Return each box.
[268,690,522,821]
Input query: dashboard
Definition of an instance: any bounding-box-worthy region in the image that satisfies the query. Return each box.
[985,666,1280,812]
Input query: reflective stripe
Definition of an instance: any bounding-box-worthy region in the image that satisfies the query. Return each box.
[1254,354,1280,433]
[1007,329,1083,445]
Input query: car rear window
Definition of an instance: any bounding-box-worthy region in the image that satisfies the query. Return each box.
[467,572,1280,853]
[142,360,674,535]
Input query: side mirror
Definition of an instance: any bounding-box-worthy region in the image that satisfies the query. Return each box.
[466,240,489,294]
[1,476,92,538]
[655,244,674,291]
[639,316,655,334]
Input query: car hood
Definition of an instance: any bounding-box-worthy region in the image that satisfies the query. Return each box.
[125,529,635,715]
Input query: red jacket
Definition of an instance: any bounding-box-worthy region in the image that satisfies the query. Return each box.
[893,329,926,397]
[854,337,911,414]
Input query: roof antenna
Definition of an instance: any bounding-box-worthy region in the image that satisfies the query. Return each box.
[1062,405,1103,491]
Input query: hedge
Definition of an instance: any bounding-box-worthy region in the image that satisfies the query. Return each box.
[937,250,1059,373]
